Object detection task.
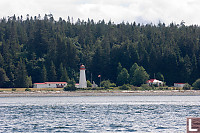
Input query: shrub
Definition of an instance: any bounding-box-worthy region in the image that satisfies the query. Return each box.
[12,88,16,91]
[87,80,92,87]
[119,84,131,90]
[110,83,116,87]
[25,88,31,91]
[192,79,200,90]
[64,79,77,91]
[100,80,111,89]
[140,84,152,90]
[183,83,191,90]
[64,84,76,91]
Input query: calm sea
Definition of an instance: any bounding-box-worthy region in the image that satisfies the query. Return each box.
[0,96,200,132]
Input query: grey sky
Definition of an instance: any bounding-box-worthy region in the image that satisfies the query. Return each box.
[0,0,199,25]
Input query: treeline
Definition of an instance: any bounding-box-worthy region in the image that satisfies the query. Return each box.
[0,14,200,87]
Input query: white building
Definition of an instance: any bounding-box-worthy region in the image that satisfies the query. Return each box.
[146,79,164,86]
[78,64,87,88]
[75,83,79,88]
[33,82,67,88]
[174,83,186,87]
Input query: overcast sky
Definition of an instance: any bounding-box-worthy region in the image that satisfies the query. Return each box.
[0,0,199,25]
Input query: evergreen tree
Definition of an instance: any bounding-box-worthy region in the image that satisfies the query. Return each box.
[25,76,32,88]
[130,63,139,78]
[41,65,47,82]
[131,66,149,86]
[1,14,200,87]
[0,68,9,87]
[60,68,69,82]
[117,68,129,86]
[14,59,28,87]
[48,61,57,81]
[58,63,64,81]
[0,53,4,68]
[156,72,164,82]
[117,62,123,75]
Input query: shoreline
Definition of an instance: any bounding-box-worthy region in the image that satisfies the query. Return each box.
[0,90,200,97]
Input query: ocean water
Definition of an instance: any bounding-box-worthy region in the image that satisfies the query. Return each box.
[0,96,200,132]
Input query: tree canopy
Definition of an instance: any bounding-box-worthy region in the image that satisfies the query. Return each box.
[0,14,200,87]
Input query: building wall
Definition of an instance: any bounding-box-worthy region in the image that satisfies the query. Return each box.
[174,83,185,87]
[34,83,67,88]
[33,84,47,88]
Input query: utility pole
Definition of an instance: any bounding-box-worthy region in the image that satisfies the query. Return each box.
[91,73,92,83]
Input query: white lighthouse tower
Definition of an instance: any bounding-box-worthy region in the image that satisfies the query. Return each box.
[79,64,87,88]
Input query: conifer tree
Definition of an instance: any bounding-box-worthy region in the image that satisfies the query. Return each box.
[41,65,47,82]
[131,66,149,86]
[48,61,57,81]
[117,68,129,86]
[60,68,69,82]
[14,59,28,87]
[117,62,122,75]
[0,68,9,87]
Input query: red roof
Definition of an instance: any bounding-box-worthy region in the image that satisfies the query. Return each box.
[146,79,156,83]
[80,64,86,70]
[44,82,67,84]
[34,82,67,84]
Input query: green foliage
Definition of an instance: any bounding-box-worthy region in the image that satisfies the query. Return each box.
[100,80,112,89]
[48,61,57,81]
[119,84,131,90]
[60,68,69,82]
[25,88,31,91]
[117,62,123,75]
[183,83,191,90]
[140,84,152,90]
[12,88,16,91]
[26,76,32,88]
[41,65,47,82]
[87,80,92,87]
[130,66,149,86]
[14,59,28,88]
[0,68,9,87]
[130,63,139,77]
[64,79,76,91]
[192,79,200,90]
[156,72,164,82]
[110,83,116,87]
[117,68,129,86]
[0,14,200,88]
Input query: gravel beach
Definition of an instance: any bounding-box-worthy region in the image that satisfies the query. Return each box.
[0,90,200,97]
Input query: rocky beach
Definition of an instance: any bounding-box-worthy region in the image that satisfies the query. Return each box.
[0,90,200,97]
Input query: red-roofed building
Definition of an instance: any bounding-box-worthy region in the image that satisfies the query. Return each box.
[174,83,186,87]
[146,79,164,86]
[75,83,79,88]
[33,82,67,88]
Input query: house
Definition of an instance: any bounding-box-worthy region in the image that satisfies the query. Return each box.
[174,83,186,88]
[33,82,67,88]
[146,79,164,86]
[75,83,79,88]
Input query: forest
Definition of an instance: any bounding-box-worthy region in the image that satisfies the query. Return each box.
[0,14,200,88]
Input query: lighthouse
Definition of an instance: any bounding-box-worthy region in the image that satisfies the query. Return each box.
[79,64,87,88]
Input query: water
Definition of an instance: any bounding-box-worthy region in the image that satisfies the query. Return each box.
[0,96,200,132]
